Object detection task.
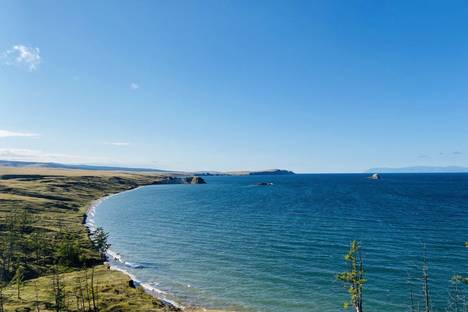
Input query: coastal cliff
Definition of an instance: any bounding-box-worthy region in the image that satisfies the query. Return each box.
[153,176,206,184]
[185,176,206,184]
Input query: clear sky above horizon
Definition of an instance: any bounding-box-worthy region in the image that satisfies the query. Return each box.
[1,0,467,172]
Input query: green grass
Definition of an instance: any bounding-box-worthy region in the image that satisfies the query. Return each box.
[2,265,177,312]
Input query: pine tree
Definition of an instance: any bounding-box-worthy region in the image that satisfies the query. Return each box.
[84,268,92,311]
[91,266,98,312]
[0,283,5,312]
[91,227,110,256]
[13,265,24,299]
[422,250,431,312]
[410,288,419,312]
[337,240,366,312]
[446,276,467,312]
[56,232,82,267]
[52,266,65,312]
[34,280,41,312]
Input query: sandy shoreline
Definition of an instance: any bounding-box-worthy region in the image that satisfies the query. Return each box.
[85,186,230,312]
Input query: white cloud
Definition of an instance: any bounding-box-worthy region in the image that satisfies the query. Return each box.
[1,44,42,71]
[130,82,139,90]
[106,142,130,146]
[0,129,39,138]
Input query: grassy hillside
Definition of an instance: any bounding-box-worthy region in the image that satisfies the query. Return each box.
[0,167,187,312]
[2,265,177,312]
[0,160,178,174]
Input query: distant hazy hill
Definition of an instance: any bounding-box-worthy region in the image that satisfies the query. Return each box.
[227,169,295,176]
[195,169,295,176]
[247,169,295,175]
[0,160,295,176]
[0,160,171,173]
[366,166,468,173]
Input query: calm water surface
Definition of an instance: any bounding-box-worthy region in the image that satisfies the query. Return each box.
[93,174,468,311]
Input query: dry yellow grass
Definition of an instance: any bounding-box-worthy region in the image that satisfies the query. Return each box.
[0,165,175,177]
[0,193,49,202]
[3,265,178,312]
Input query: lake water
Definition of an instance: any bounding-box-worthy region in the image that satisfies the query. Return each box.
[93,174,468,311]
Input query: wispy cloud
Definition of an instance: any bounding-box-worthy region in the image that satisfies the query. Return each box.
[106,142,130,146]
[0,148,106,164]
[130,82,139,90]
[0,129,39,138]
[1,45,42,71]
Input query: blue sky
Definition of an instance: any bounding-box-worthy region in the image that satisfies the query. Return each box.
[0,0,467,172]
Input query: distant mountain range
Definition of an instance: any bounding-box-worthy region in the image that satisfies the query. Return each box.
[366,166,468,173]
[0,160,295,176]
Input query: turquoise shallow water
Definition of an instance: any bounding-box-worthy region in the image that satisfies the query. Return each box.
[93,174,468,311]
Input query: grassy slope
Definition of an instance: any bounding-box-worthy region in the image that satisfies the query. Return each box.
[3,265,176,312]
[0,166,182,312]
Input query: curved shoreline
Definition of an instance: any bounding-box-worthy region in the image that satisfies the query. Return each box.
[85,186,215,312]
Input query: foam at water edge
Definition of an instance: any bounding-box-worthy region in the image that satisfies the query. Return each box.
[85,187,184,310]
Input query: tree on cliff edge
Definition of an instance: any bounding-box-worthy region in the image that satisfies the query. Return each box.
[338,240,366,312]
[91,227,110,257]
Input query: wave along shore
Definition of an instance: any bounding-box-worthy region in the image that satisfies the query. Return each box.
[86,185,227,312]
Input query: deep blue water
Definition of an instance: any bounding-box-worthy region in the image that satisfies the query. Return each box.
[93,174,468,311]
